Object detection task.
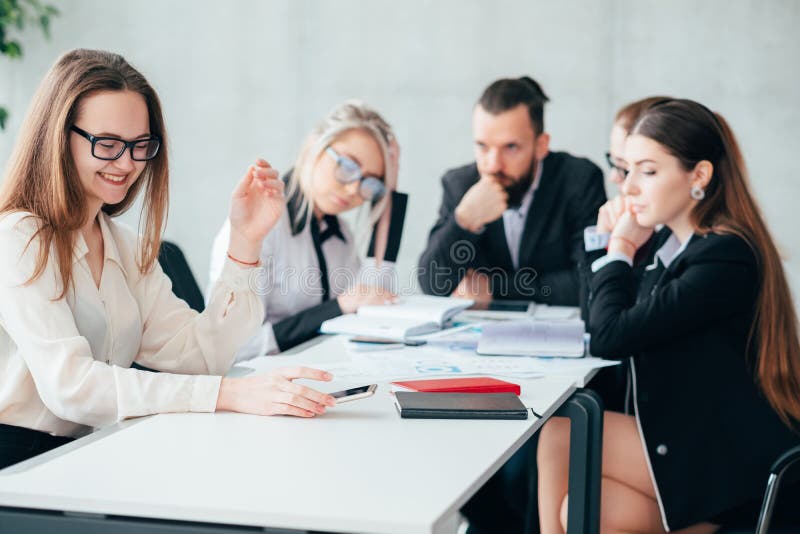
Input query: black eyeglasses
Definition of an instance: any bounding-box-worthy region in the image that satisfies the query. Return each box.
[325,146,386,202]
[605,151,628,178]
[71,125,161,161]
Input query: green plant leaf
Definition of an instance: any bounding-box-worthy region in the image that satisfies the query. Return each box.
[5,39,20,57]
[0,0,60,137]
[10,1,24,29]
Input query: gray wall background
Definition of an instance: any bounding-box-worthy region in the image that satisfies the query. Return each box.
[2,0,799,299]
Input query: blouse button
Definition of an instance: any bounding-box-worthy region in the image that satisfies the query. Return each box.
[656,444,668,456]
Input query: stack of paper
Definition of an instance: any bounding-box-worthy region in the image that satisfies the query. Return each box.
[477,319,586,357]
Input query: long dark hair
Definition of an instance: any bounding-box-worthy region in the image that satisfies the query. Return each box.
[631,99,800,428]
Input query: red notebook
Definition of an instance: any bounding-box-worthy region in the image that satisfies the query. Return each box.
[390,377,521,396]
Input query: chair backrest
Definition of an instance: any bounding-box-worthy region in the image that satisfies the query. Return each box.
[755,445,800,534]
[158,240,205,313]
[719,445,800,534]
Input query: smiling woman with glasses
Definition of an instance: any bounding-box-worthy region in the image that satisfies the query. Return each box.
[208,100,408,360]
[0,49,339,471]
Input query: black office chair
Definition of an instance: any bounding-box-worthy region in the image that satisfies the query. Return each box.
[719,445,800,534]
[130,240,205,373]
[158,240,205,313]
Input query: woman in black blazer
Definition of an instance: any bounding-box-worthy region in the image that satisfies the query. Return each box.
[538,99,800,533]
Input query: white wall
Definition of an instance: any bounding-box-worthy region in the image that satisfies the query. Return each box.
[2,0,799,297]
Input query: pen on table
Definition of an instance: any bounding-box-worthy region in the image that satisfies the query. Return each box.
[349,336,427,347]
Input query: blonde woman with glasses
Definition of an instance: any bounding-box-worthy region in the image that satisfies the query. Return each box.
[0,49,337,470]
[208,101,407,359]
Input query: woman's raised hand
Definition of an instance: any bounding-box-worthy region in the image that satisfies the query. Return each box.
[596,195,627,234]
[227,159,285,264]
[608,199,654,258]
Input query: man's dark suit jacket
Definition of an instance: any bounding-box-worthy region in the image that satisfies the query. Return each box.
[418,151,606,306]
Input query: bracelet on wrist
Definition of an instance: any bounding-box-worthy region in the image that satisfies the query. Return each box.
[227,251,259,267]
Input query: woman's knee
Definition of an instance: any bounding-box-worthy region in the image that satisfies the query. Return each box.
[600,476,666,534]
[538,416,571,462]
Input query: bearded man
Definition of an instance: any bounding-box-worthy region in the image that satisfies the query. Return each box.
[418,76,605,307]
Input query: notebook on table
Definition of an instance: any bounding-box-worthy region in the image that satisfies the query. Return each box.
[320,295,474,341]
[390,377,521,395]
[393,392,529,420]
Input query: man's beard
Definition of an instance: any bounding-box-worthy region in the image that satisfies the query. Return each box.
[490,158,537,208]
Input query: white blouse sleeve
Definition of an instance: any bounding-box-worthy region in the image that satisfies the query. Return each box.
[206,218,275,361]
[134,256,265,375]
[206,219,231,305]
[0,222,252,428]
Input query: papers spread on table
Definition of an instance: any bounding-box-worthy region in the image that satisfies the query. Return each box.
[320,295,474,340]
[313,330,618,382]
[477,319,586,357]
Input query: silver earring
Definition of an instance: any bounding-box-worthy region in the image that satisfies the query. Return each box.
[691,185,706,200]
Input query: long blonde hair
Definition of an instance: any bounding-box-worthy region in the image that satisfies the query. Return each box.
[286,100,395,241]
[0,49,169,299]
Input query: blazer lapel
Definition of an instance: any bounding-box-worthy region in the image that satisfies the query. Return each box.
[484,217,514,270]
[638,229,688,300]
[518,155,558,267]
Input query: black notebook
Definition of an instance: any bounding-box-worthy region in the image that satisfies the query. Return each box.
[393,392,529,420]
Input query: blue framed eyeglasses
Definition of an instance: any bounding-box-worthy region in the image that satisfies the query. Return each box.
[325,146,386,202]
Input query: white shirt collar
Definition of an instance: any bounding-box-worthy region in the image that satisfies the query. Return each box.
[655,232,692,269]
[73,212,128,277]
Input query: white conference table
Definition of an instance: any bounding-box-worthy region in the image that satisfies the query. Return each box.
[0,335,605,534]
